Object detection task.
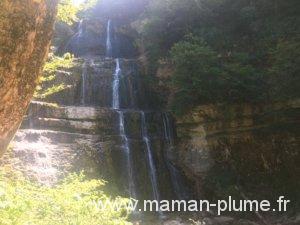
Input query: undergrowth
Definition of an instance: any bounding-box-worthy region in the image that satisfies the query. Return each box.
[0,169,132,225]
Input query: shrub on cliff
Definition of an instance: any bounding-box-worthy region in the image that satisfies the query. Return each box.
[34,53,74,99]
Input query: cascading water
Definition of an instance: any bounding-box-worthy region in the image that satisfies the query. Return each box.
[163,113,189,200]
[104,19,187,216]
[106,19,112,58]
[62,19,84,55]
[163,113,174,146]
[78,19,84,38]
[81,60,88,105]
[141,112,160,201]
[119,111,136,197]
[77,20,88,106]
[112,58,121,109]
[107,20,136,198]
[76,19,84,52]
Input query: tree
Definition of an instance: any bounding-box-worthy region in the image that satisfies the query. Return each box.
[138,0,299,114]
[170,35,222,114]
[57,0,80,25]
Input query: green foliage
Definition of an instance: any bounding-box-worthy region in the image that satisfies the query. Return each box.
[34,53,74,99]
[138,0,299,114]
[170,35,267,114]
[57,0,98,25]
[0,170,132,225]
[43,53,74,75]
[35,84,67,99]
[141,0,199,57]
[268,38,300,100]
[57,0,79,25]
[170,35,221,114]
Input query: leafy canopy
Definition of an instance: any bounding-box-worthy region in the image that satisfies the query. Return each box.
[57,0,98,25]
[57,0,79,25]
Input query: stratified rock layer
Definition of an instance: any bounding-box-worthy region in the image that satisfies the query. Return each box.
[175,99,300,200]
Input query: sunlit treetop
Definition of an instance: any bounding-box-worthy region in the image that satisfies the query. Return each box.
[72,0,85,6]
[57,0,98,25]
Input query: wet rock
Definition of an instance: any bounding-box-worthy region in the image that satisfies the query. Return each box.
[163,219,185,225]
[212,216,234,224]
[34,57,146,109]
[235,219,259,225]
[124,111,142,139]
[64,19,138,58]
[0,129,101,186]
[283,214,300,225]
[202,217,214,225]
[64,19,106,57]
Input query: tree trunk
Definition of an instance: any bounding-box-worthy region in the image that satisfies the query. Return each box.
[0,0,58,156]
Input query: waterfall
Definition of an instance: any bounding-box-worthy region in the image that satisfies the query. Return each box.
[76,19,84,52]
[119,111,136,197]
[78,19,84,38]
[106,19,112,58]
[81,60,88,105]
[113,61,136,197]
[62,19,84,54]
[103,19,187,210]
[79,21,87,105]
[112,58,121,109]
[107,20,136,197]
[162,113,189,200]
[28,106,34,129]
[141,112,160,201]
[163,113,174,146]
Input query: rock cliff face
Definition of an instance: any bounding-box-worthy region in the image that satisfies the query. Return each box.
[0,0,58,156]
[35,58,145,108]
[62,19,138,58]
[174,99,300,201]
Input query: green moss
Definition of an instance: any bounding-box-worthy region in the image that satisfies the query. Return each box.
[43,53,74,74]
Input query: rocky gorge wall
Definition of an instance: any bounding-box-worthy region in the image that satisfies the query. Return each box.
[173,99,300,205]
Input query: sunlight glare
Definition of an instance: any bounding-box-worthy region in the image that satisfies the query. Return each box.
[72,0,85,6]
